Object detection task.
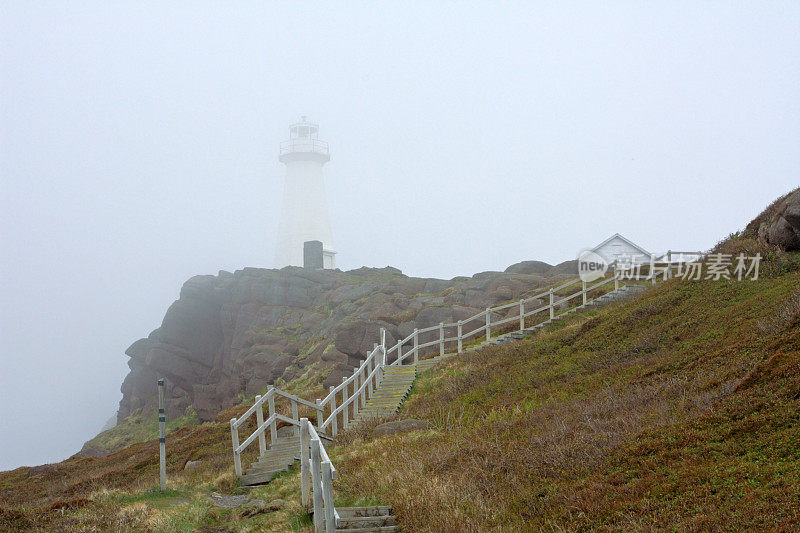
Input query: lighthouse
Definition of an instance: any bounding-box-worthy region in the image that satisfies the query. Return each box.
[274,117,336,269]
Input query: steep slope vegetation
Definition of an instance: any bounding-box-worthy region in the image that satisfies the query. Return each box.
[332,268,800,530]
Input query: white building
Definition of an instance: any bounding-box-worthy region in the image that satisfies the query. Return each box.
[274,117,337,269]
[591,233,654,265]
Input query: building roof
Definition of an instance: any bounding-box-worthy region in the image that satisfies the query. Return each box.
[592,233,652,257]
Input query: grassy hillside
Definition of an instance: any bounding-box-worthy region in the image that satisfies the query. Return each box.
[332,272,800,531]
[2,217,798,531]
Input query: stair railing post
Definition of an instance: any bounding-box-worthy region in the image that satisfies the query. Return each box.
[255,394,267,456]
[396,340,402,365]
[328,386,338,437]
[380,328,387,364]
[413,328,419,364]
[230,418,242,477]
[549,289,555,320]
[322,461,336,533]
[368,344,377,397]
[300,418,310,508]
[341,376,349,429]
[439,323,445,357]
[519,299,525,330]
[291,399,299,437]
[315,399,323,430]
[457,320,463,353]
[485,308,491,341]
[360,363,367,407]
[352,370,359,418]
[267,388,277,445]
[311,439,323,532]
[582,281,587,307]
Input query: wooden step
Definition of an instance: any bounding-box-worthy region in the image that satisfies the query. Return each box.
[336,526,399,532]
[335,506,392,518]
[238,469,282,485]
[337,515,397,528]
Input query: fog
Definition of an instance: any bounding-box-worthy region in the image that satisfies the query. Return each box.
[1,2,798,470]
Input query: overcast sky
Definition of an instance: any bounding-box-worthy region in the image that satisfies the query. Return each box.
[1,2,798,469]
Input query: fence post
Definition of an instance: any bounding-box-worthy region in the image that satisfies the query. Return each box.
[267,388,277,445]
[457,320,463,353]
[439,323,445,356]
[485,308,491,341]
[311,439,323,532]
[322,461,336,532]
[315,399,323,430]
[158,378,166,490]
[300,418,310,508]
[549,289,554,320]
[519,299,525,330]
[341,376,349,429]
[230,418,242,477]
[292,399,299,437]
[255,394,267,456]
[329,386,338,437]
[352,372,359,418]
[615,274,620,291]
[413,329,419,364]
[360,364,367,407]
[380,328,386,363]
[582,281,587,306]
[396,340,402,365]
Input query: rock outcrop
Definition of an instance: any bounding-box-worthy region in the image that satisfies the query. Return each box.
[118,263,572,422]
[756,189,800,251]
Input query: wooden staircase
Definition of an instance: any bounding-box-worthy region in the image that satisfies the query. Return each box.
[239,433,302,486]
[352,366,417,425]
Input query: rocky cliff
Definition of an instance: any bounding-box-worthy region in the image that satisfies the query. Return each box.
[118,261,576,423]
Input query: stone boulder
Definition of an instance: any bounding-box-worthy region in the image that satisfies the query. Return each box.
[761,189,800,251]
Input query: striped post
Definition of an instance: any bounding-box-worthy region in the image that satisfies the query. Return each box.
[157,378,166,490]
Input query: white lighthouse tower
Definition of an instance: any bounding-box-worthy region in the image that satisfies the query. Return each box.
[274,117,336,269]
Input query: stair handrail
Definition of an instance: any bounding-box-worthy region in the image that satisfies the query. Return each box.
[301,418,340,533]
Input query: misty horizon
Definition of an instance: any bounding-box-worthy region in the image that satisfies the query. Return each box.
[1,2,799,470]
